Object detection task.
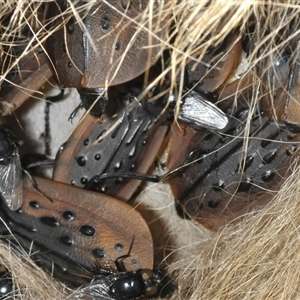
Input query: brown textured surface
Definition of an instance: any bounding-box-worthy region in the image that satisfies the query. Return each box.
[45,0,168,88]
[1,176,153,286]
[167,75,300,230]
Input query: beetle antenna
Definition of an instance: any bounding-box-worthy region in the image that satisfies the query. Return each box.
[88,173,163,186]
[22,169,53,203]
[68,103,83,123]
[86,164,192,185]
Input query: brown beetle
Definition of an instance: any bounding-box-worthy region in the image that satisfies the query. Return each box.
[0,176,154,287]
[167,76,300,230]
[44,0,169,117]
[45,0,168,88]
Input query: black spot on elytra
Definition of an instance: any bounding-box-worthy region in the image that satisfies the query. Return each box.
[244,155,254,170]
[262,170,275,182]
[114,243,124,252]
[40,216,60,227]
[80,177,88,185]
[286,145,297,155]
[237,180,252,192]
[59,236,74,246]
[62,211,75,221]
[262,150,277,164]
[114,178,123,185]
[77,156,86,166]
[115,41,121,51]
[94,153,101,160]
[100,15,111,31]
[92,248,106,259]
[67,17,74,34]
[29,200,40,209]
[208,200,220,208]
[80,225,95,236]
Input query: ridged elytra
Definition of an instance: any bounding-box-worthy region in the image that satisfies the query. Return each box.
[167,75,300,230]
[53,87,169,202]
[45,0,169,117]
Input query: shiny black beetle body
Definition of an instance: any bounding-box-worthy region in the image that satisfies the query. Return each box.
[68,269,174,300]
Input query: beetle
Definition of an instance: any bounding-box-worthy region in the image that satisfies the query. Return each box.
[61,73,300,231]
[166,76,300,230]
[0,176,175,298]
[185,29,242,94]
[44,0,169,117]
[67,269,174,300]
[53,77,228,202]
[0,176,154,287]
[44,1,240,121]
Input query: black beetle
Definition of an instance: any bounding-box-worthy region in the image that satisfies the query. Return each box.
[68,269,174,300]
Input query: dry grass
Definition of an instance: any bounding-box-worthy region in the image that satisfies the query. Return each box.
[0,239,69,299]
